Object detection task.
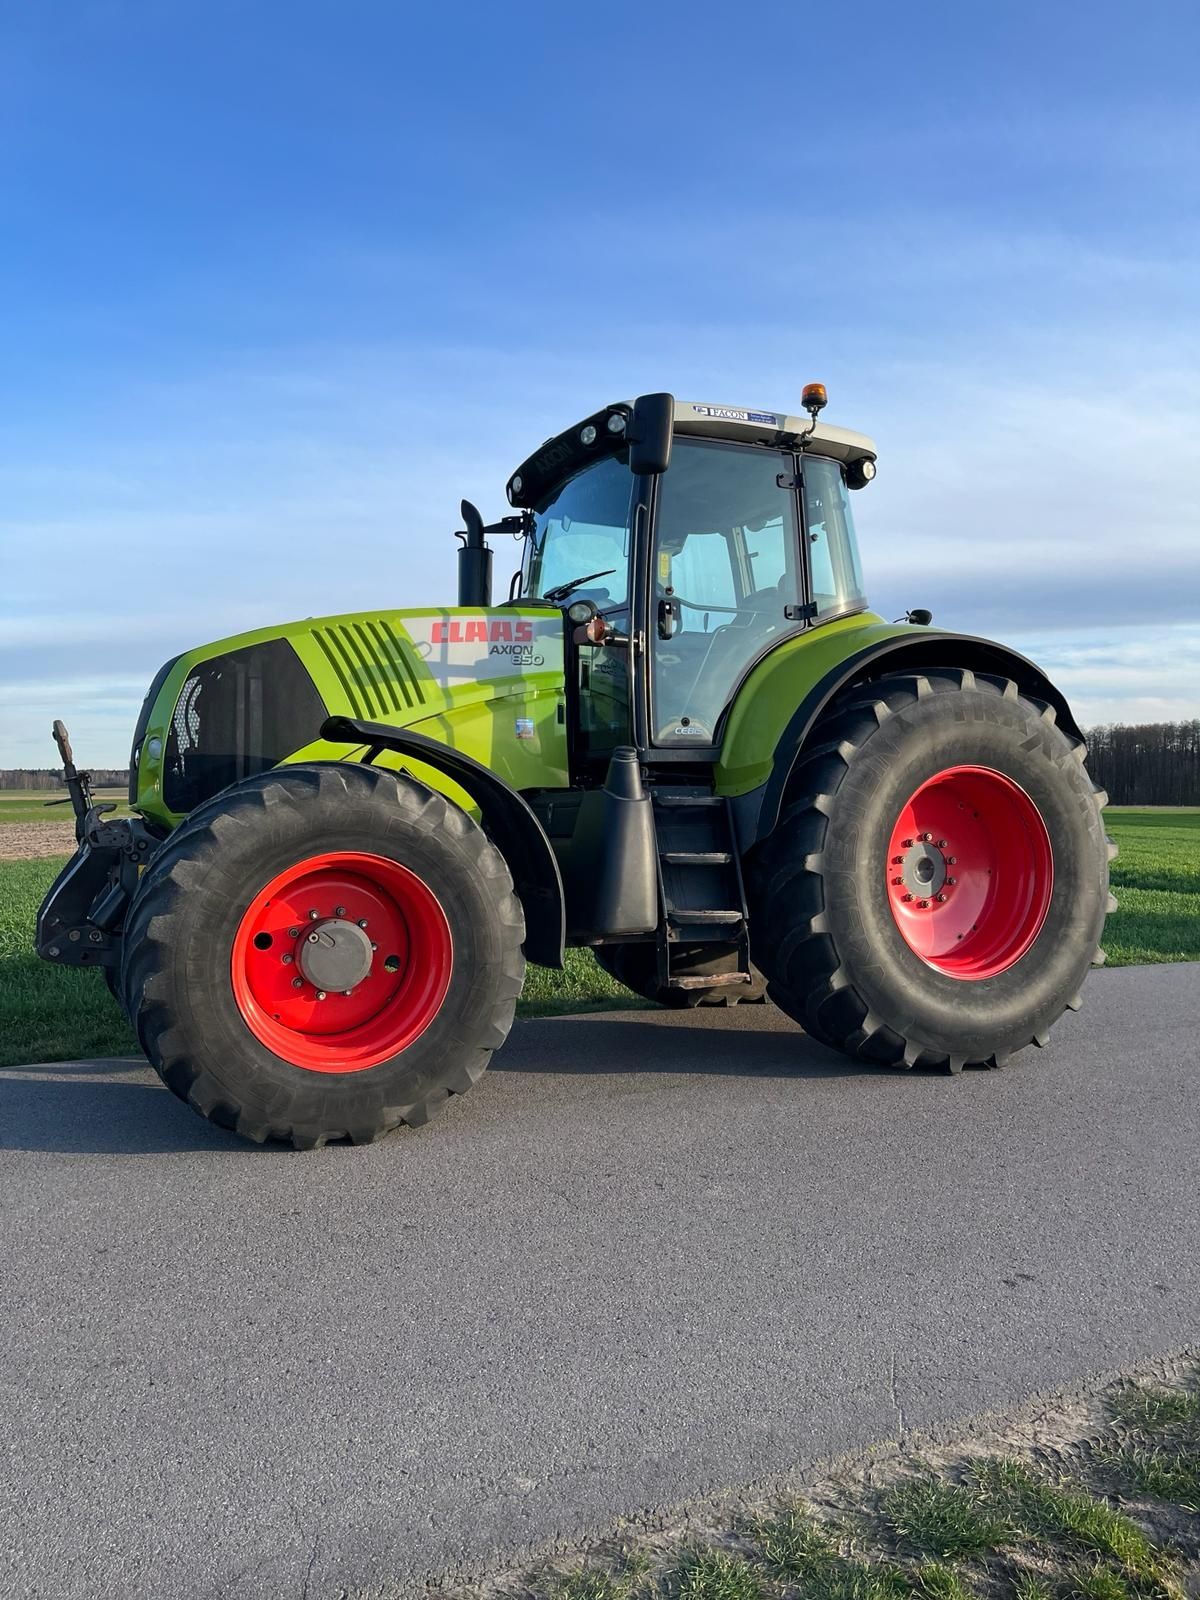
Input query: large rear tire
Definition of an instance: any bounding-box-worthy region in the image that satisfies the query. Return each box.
[748,670,1115,1071]
[121,763,526,1147]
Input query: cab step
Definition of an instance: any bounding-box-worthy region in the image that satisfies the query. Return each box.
[667,908,743,926]
[660,849,732,865]
[668,972,752,990]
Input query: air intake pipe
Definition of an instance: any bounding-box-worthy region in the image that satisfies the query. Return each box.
[456,500,493,607]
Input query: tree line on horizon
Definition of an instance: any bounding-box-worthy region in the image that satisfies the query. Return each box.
[1081,719,1200,808]
[1,720,1197,805]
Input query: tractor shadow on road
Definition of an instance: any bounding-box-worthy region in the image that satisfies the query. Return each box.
[494,1011,897,1079]
[0,1013,897,1156]
[0,1062,254,1156]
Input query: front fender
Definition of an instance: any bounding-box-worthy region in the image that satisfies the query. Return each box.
[321,715,566,968]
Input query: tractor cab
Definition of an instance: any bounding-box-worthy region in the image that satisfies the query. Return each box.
[505,392,877,773]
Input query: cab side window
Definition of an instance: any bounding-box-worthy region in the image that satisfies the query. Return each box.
[803,456,866,615]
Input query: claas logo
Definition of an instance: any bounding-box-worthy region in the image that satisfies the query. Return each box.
[430,618,536,645]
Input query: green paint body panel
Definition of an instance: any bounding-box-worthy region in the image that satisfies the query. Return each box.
[714,613,919,797]
[133,599,929,832]
[133,606,569,829]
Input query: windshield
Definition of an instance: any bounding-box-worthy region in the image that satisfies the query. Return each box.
[523,453,633,611]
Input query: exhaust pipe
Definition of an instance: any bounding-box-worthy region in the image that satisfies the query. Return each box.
[456,500,493,607]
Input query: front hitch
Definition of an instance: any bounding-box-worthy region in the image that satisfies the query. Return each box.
[35,721,160,972]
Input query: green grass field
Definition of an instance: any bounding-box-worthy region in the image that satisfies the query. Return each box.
[0,809,1194,1070]
[0,788,130,824]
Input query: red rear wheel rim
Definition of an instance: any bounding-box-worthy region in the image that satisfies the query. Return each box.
[231,851,453,1072]
[885,765,1053,979]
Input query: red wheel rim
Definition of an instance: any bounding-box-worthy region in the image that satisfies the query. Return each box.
[230,851,453,1072]
[885,766,1053,979]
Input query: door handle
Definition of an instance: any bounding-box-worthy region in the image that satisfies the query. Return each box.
[657,597,680,639]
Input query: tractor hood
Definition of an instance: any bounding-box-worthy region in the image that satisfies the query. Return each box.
[130,606,567,827]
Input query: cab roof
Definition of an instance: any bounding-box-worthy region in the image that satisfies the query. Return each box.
[506,397,877,510]
[673,400,876,464]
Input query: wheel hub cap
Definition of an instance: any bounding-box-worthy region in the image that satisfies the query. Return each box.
[900,840,947,898]
[297,918,375,992]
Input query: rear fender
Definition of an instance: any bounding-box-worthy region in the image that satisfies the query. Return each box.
[745,633,1084,848]
[322,715,566,968]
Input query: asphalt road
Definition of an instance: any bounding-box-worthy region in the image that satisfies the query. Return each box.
[2,964,1198,1600]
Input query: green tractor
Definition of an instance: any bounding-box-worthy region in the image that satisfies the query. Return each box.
[37,388,1115,1147]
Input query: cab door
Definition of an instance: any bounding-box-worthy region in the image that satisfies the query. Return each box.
[522,451,636,771]
[649,438,803,747]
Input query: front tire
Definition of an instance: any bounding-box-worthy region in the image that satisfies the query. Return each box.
[121,763,526,1147]
[748,670,1115,1071]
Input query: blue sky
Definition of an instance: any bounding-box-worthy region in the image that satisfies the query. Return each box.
[2,1,1198,764]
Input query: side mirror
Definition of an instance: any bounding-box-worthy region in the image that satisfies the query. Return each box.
[629,392,674,476]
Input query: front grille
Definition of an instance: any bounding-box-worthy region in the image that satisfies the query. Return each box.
[162,639,327,814]
[308,620,426,720]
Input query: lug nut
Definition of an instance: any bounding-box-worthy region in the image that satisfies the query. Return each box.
[343,989,353,997]
[947,876,957,886]
[892,855,903,865]
[892,876,903,886]
[288,926,300,938]
[282,952,294,964]
[357,919,369,929]
[291,977,304,989]
[902,838,913,848]
[902,893,913,902]
[921,832,933,842]
[937,839,948,848]
[335,906,346,918]
[917,899,929,908]
[308,909,319,921]
[316,990,327,1001]
[947,856,957,865]
[370,942,377,951]
[935,893,947,903]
